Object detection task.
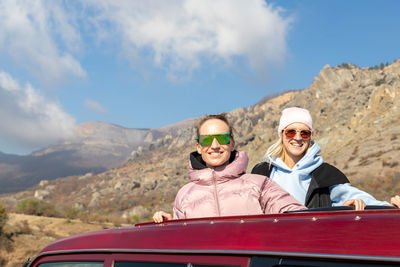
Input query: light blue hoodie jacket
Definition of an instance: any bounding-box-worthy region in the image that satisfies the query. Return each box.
[267,142,389,206]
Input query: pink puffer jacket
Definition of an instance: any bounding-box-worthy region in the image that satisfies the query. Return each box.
[173,151,306,219]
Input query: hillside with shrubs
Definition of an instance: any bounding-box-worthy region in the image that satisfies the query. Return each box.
[0,199,116,267]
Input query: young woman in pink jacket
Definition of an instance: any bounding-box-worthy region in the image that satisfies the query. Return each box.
[153,113,305,223]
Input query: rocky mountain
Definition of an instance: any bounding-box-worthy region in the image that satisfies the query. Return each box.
[2,60,400,221]
[0,120,195,194]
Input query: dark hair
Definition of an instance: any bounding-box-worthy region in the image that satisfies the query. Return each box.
[196,113,234,140]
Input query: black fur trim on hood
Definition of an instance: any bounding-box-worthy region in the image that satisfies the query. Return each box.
[190,150,238,170]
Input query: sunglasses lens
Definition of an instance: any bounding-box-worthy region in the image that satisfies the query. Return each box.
[300,130,311,139]
[199,133,231,146]
[215,135,231,145]
[284,129,296,138]
[199,136,214,146]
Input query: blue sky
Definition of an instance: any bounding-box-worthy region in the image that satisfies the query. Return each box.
[0,0,399,155]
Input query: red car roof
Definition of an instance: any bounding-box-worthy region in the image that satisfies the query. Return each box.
[37,209,400,261]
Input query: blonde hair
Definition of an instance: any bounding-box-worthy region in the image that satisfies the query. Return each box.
[264,136,284,163]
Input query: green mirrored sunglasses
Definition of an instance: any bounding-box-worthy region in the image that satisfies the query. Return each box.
[198,132,231,146]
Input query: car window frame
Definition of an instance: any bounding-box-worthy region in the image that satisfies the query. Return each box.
[31,254,113,267]
[249,255,400,267]
[111,253,250,267]
[31,253,251,267]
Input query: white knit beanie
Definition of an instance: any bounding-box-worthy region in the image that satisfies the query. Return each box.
[278,107,313,136]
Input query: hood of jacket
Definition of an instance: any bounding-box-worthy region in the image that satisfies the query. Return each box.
[270,142,324,173]
[189,150,247,186]
[267,142,324,203]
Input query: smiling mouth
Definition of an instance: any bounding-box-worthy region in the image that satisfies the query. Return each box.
[208,151,224,157]
[290,143,303,147]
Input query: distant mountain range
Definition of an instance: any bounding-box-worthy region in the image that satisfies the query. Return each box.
[0,120,195,194]
[2,60,400,221]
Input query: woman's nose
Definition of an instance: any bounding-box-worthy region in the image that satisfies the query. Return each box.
[210,137,220,148]
[293,131,302,140]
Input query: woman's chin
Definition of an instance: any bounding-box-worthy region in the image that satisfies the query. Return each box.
[204,156,229,167]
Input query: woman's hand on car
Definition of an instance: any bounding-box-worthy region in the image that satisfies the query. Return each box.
[391,195,400,208]
[343,199,366,210]
[153,211,172,223]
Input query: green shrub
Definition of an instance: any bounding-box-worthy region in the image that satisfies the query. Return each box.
[16,198,59,217]
[129,215,139,224]
[76,211,90,223]
[0,201,7,234]
[375,78,385,86]
[64,206,81,219]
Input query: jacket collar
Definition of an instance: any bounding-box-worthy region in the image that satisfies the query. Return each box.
[188,150,248,185]
[271,142,323,174]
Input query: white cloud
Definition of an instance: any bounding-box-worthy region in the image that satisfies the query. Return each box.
[0,0,86,86]
[0,0,292,153]
[84,99,107,113]
[86,0,292,80]
[0,71,76,151]
[0,0,291,83]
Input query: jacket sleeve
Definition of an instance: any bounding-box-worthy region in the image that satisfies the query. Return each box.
[330,183,390,206]
[260,177,307,213]
[173,205,185,219]
[172,188,186,219]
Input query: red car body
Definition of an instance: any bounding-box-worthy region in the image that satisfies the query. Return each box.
[27,209,400,267]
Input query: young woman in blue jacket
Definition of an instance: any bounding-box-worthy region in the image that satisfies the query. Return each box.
[252,107,399,210]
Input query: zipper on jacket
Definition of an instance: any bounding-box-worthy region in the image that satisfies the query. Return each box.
[212,170,221,216]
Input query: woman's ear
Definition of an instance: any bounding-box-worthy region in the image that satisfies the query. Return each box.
[230,139,235,151]
[196,142,202,154]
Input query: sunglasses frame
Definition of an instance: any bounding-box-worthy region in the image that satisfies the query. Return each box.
[198,132,231,146]
[284,129,312,140]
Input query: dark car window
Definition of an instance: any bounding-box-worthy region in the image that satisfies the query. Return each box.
[276,264,400,267]
[114,262,240,267]
[38,262,103,267]
[278,259,400,267]
[114,262,186,267]
[250,256,400,267]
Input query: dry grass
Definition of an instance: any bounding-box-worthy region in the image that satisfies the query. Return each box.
[0,213,123,267]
